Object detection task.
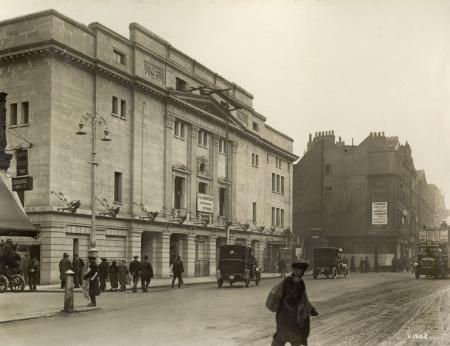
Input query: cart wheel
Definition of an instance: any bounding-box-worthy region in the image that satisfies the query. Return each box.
[344,267,349,279]
[10,275,25,292]
[332,267,337,279]
[245,279,250,288]
[217,279,223,288]
[0,275,8,293]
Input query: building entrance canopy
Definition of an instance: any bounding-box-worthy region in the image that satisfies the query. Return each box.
[0,174,38,238]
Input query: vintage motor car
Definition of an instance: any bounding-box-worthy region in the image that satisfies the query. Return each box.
[312,247,349,279]
[414,241,449,279]
[217,244,261,288]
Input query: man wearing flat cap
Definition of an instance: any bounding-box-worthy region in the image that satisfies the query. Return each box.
[59,253,72,289]
[271,260,318,346]
[129,255,141,293]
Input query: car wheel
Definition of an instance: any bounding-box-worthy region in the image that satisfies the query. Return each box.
[332,267,337,279]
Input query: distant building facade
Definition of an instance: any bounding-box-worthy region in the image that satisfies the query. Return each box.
[293,131,445,268]
[0,10,298,283]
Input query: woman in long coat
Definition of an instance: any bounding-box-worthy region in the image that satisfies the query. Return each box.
[272,260,318,346]
[109,260,119,291]
[84,256,100,307]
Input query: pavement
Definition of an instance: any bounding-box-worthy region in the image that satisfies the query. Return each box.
[0,272,285,324]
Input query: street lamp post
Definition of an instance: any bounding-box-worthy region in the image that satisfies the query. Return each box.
[75,112,111,258]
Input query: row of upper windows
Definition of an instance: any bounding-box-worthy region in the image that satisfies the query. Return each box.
[272,207,285,227]
[112,96,127,119]
[272,173,285,194]
[174,120,226,154]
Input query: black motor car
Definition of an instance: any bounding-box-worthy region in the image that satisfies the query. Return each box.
[312,247,349,279]
[217,244,260,288]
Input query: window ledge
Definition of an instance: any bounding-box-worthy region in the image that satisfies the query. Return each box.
[120,116,127,121]
[9,123,29,128]
[174,136,186,141]
[111,113,119,117]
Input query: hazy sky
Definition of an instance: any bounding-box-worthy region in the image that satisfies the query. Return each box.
[2,0,450,205]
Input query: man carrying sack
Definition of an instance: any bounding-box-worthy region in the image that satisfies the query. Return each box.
[266,260,318,346]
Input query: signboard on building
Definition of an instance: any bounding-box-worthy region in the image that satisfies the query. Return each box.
[372,202,388,225]
[197,193,213,214]
[12,176,33,191]
[16,149,28,176]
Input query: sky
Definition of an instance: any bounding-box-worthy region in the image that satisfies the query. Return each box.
[2,0,450,205]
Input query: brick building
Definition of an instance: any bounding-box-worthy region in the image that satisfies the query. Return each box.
[293,131,445,268]
[0,10,298,283]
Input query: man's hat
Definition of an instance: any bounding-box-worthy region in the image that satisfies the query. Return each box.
[143,255,148,260]
[292,260,309,270]
[63,252,69,257]
[133,255,139,258]
[101,257,107,261]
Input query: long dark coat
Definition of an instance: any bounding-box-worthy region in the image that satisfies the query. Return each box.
[172,259,184,276]
[98,261,109,279]
[118,263,129,285]
[139,260,154,278]
[275,276,314,345]
[109,263,119,288]
[84,262,100,297]
[59,258,72,280]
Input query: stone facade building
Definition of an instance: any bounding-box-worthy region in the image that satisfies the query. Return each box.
[0,10,298,283]
[293,131,445,268]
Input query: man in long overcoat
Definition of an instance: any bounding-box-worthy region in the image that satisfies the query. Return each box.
[118,260,129,291]
[72,254,84,288]
[271,260,318,346]
[139,255,154,292]
[84,256,100,307]
[59,253,72,289]
[129,255,141,292]
[98,258,109,292]
[171,255,184,288]
[109,260,119,291]
[350,255,355,273]
[28,256,39,291]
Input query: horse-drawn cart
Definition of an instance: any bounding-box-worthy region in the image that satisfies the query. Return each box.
[0,240,25,292]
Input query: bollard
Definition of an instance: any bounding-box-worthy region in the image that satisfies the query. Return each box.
[64,269,75,312]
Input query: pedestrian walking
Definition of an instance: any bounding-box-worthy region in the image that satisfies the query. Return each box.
[59,253,72,289]
[139,255,154,292]
[267,260,319,346]
[350,255,355,273]
[21,254,30,285]
[364,256,370,273]
[98,258,109,292]
[392,255,398,273]
[360,257,364,274]
[118,259,129,291]
[278,258,286,278]
[28,256,39,291]
[374,253,379,273]
[109,260,119,291]
[72,254,84,288]
[129,255,141,292]
[84,256,100,307]
[171,255,184,288]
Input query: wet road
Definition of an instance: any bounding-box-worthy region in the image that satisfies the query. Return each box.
[2,272,450,346]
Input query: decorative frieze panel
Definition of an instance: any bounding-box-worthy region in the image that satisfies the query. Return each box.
[166,114,175,129]
[106,228,128,237]
[66,225,90,234]
[144,59,164,84]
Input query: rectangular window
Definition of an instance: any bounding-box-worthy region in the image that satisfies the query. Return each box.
[174,176,185,209]
[21,102,29,124]
[252,153,259,167]
[219,188,225,216]
[325,164,332,174]
[120,99,126,118]
[219,138,225,154]
[73,239,79,256]
[272,173,276,192]
[281,209,285,227]
[176,77,187,91]
[112,96,118,115]
[281,176,285,194]
[252,202,257,223]
[276,175,281,193]
[252,122,259,132]
[10,103,17,126]
[275,157,282,168]
[174,120,185,139]
[113,49,126,65]
[276,208,280,227]
[272,207,275,226]
[198,182,208,194]
[198,131,208,148]
[114,172,122,202]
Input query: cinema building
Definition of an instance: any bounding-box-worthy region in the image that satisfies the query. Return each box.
[0,10,298,283]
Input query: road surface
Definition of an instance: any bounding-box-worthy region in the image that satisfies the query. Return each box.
[2,272,449,346]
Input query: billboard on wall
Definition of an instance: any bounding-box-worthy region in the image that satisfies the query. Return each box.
[197,193,213,214]
[372,202,388,225]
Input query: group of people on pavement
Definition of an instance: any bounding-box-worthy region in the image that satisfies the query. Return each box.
[391,255,412,273]
[20,254,40,291]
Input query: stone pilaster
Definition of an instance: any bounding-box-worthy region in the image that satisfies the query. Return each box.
[164,113,175,215]
[209,235,217,275]
[183,233,196,277]
[257,240,266,271]
[231,141,238,220]
[39,224,67,284]
[127,228,143,261]
[211,135,220,220]
[188,125,199,219]
[154,231,171,278]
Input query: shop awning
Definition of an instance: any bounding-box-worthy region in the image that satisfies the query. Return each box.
[0,174,38,238]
